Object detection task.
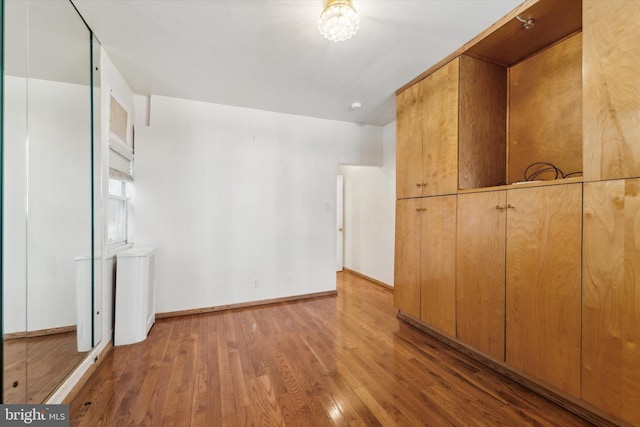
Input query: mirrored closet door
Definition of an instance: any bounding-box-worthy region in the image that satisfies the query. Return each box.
[2,0,101,403]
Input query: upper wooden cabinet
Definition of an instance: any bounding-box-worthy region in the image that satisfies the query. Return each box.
[396,83,423,199]
[583,0,640,182]
[505,183,582,397]
[397,0,585,192]
[582,178,640,425]
[396,59,459,199]
[422,59,459,197]
[398,56,508,195]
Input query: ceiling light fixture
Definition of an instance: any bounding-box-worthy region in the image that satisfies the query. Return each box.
[318,0,360,42]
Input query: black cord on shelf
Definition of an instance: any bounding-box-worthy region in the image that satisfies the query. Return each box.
[523,162,583,182]
[563,171,583,178]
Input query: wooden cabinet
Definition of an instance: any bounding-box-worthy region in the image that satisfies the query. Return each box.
[396,59,458,199]
[456,191,506,360]
[420,195,456,336]
[421,59,459,197]
[394,196,456,336]
[582,179,640,426]
[505,183,582,397]
[583,0,640,182]
[394,0,640,422]
[396,83,423,200]
[398,56,508,196]
[394,198,421,318]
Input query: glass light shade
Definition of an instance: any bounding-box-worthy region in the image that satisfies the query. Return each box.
[318,0,360,42]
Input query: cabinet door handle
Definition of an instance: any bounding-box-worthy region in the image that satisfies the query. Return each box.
[496,205,505,210]
[507,204,515,209]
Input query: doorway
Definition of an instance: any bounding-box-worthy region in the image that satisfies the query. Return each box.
[336,175,344,272]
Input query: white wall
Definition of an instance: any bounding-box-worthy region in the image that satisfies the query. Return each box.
[99,48,137,341]
[338,122,396,286]
[133,95,383,313]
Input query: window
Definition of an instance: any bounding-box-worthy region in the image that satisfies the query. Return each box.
[108,179,128,247]
[107,90,132,249]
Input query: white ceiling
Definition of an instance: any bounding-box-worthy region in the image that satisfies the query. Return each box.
[72,0,522,126]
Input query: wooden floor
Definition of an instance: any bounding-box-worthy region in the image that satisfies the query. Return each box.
[70,271,592,426]
[4,331,87,404]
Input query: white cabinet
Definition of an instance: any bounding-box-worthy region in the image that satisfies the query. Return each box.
[114,246,157,346]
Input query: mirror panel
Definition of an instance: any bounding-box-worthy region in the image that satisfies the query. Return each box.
[3,0,29,404]
[3,0,100,403]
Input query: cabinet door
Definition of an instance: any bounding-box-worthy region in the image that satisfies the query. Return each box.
[420,195,457,336]
[396,83,423,199]
[506,183,582,397]
[457,191,506,360]
[583,179,640,426]
[422,59,459,197]
[394,198,421,318]
[584,0,640,181]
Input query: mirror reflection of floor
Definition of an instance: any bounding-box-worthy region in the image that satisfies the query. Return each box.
[3,331,88,403]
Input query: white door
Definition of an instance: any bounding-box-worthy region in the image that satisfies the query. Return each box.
[336,175,344,271]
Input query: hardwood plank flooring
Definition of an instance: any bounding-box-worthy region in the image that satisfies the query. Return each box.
[70,271,593,426]
[4,331,88,404]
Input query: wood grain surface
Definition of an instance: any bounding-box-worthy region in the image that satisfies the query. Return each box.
[69,271,593,426]
[420,195,457,336]
[582,179,640,426]
[458,55,507,190]
[583,0,640,182]
[505,183,582,397]
[395,82,423,199]
[393,198,421,318]
[465,0,582,67]
[508,33,583,184]
[422,58,459,196]
[456,191,506,360]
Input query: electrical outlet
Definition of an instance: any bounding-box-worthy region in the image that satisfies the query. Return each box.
[252,279,259,288]
[285,273,292,283]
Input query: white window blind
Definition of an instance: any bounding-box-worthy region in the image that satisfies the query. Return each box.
[109,93,133,181]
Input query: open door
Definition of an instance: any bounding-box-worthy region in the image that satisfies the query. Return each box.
[336,175,344,272]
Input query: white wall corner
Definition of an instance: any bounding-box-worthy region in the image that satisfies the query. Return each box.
[358,124,384,167]
[134,94,151,127]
